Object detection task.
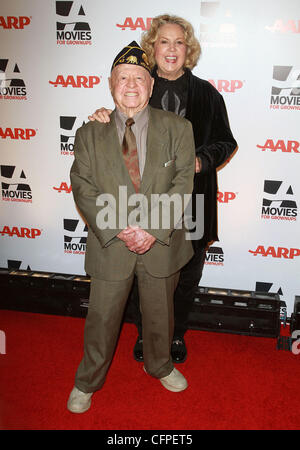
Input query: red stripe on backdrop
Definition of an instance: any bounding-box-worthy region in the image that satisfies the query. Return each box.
[0,310,299,430]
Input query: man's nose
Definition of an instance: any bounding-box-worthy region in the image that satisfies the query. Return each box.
[127,77,137,87]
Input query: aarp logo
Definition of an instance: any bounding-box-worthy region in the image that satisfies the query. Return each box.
[209,79,243,93]
[116,17,152,31]
[0,16,31,29]
[266,20,300,34]
[257,139,300,154]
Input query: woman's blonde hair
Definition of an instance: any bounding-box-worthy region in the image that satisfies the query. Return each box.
[141,14,201,70]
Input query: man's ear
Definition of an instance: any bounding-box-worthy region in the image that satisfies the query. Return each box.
[149,76,154,98]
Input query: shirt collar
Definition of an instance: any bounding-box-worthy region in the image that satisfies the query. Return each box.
[115,105,149,130]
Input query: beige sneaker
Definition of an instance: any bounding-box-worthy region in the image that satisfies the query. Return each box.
[144,366,188,392]
[159,368,188,392]
[67,386,93,413]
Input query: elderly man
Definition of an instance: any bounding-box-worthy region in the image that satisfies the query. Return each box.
[67,41,195,413]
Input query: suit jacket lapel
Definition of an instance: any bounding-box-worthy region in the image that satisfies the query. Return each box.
[95,107,168,196]
[96,111,136,195]
[140,107,167,194]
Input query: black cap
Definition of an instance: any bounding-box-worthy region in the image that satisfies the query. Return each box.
[111,41,151,73]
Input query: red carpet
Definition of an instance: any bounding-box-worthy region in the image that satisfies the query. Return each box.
[0,309,299,430]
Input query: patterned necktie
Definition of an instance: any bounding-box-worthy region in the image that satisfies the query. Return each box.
[122,118,140,192]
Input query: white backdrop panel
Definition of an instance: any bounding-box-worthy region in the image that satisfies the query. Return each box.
[0,0,299,315]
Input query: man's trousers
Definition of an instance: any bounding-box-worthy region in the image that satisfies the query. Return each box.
[133,245,207,340]
[74,256,179,393]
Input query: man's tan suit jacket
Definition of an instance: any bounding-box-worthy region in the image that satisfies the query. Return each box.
[70,106,195,280]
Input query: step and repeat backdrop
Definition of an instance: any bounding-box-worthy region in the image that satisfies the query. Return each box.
[0,0,299,315]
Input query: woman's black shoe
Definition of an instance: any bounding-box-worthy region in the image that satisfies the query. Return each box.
[171,338,187,363]
[133,337,144,362]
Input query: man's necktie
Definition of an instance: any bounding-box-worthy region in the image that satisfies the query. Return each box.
[122,118,140,193]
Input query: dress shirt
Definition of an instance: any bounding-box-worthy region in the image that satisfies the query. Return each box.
[115,106,149,177]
